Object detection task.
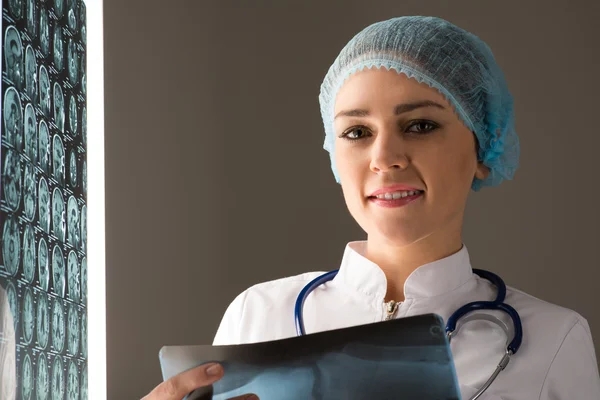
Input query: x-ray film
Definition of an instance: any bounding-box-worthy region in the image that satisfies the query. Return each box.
[1,0,88,398]
[160,314,462,400]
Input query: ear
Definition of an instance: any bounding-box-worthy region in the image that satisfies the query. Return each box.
[475,161,490,181]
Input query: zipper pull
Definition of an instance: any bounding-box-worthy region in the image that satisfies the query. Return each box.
[384,300,400,321]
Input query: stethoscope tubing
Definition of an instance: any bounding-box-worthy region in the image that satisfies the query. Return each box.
[293,267,523,400]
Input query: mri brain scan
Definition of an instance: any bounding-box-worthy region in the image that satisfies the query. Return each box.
[2,1,87,395]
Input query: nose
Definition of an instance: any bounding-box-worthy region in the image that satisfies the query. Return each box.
[369,130,409,175]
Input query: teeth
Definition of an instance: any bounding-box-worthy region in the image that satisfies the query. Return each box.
[375,190,421,200]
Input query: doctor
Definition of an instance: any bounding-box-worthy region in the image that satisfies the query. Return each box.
[144,16,600,400]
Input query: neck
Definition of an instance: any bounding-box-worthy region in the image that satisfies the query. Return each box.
[365,230,463,303]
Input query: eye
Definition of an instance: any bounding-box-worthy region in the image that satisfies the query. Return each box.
[339,126,371,141]
[406,120,439,134]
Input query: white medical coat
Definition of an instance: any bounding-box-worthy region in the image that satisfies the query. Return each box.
[213,242,600,399]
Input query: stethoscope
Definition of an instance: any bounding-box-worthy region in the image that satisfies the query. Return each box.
[294,268,523,400]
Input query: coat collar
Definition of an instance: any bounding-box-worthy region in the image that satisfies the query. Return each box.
[333,241,475,300]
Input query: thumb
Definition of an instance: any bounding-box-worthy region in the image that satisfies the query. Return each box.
[143,363,224,400]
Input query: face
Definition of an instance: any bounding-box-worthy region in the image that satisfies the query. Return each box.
[333,68,488,247]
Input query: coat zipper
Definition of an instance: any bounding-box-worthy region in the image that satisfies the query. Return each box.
[384,300,400,321]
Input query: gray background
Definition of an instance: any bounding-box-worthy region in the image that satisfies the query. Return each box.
[103,1,600,398]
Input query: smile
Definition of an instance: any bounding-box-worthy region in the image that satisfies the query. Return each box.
[367,190,424,208]
[370,190,423,200]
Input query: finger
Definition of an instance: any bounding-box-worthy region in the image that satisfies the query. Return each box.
[228,395,259,400]
[144,363,224,400]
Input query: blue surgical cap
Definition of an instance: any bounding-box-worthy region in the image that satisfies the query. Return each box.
[318,16,519,191]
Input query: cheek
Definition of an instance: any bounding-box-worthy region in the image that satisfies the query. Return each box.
[335,147,369,216]
[336,152,359,202]
[436,147,476,212]
[334,145,358,186]
[432,133,477,179]
[416,139,476,209]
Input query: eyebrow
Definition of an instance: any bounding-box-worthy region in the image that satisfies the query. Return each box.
[334,100,446,120]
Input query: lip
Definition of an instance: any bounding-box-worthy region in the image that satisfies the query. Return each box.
[368,184,423,198]
[368,192,423,208]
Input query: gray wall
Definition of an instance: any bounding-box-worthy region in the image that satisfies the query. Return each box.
[103,1,600,398]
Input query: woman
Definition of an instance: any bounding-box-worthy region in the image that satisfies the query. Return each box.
[145,16,600,400]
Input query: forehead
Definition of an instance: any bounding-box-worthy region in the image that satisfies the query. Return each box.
[334,67,450,112]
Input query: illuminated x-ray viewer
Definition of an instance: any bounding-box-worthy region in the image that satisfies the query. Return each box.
[159,314,462,400]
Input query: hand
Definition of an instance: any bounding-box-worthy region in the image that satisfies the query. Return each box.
[142,363,258,400]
